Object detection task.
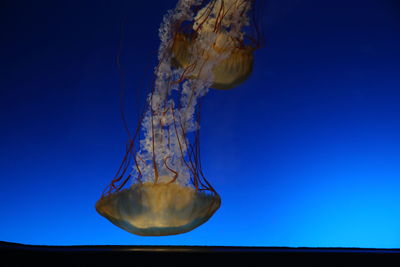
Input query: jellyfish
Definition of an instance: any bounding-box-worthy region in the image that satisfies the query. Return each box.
[96,0,261,236]
[171,0,257,89]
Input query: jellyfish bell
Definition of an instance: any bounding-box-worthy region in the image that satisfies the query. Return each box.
[171,0,259,90]
[172,32,254,90]
[96,177,221,236]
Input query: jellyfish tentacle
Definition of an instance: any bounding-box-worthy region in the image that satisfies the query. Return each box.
[163,156,179,184]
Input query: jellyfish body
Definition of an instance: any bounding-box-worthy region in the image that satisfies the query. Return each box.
[171,0,256,89]
[172,32,254,90]
[96,181,220,236]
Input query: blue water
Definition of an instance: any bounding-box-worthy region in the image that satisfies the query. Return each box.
[1,0,400,248]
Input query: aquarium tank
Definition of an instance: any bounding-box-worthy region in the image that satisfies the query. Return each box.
[1,0,400,249]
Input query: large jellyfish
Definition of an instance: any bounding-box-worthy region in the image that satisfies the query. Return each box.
[96,0,261,236]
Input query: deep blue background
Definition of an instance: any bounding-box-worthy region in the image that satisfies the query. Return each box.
[1,0,400,247]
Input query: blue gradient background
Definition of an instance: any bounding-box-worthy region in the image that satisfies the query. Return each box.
[1,0,400,248]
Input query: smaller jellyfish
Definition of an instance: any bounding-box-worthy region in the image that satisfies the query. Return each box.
[171,0,259,89]
[96,0,260,236]
[172,32,254,89]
